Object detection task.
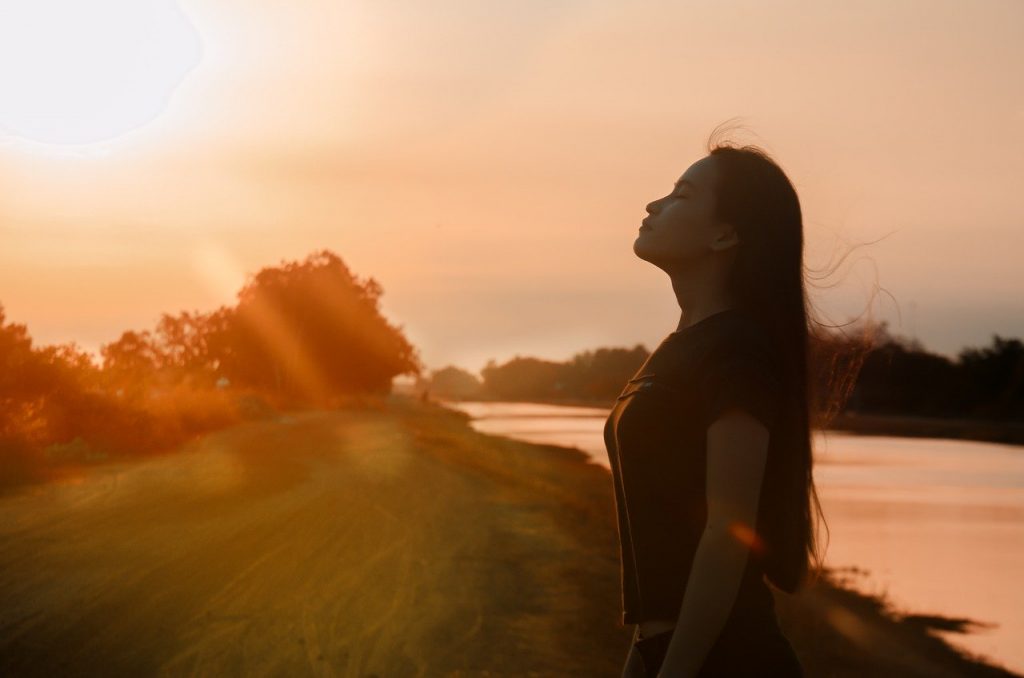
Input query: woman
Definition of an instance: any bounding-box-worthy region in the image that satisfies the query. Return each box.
[605,129,833,677]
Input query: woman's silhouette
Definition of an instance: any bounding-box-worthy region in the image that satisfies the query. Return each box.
[605,126,825,677]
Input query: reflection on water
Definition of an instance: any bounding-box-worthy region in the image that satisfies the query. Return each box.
[441,399,1024,674]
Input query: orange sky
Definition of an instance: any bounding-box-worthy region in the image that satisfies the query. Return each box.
[1,0,1022,375]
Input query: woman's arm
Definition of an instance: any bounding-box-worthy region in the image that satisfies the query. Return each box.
[621,625,646,678]
[656,408,771,677]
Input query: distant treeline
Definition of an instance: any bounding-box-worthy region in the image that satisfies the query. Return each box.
[426,324,1024,422]
[0,250,421,492]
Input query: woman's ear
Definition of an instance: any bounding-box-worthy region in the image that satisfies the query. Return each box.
[710,221,741,252]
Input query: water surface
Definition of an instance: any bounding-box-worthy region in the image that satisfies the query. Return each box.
[443,399,1024,675]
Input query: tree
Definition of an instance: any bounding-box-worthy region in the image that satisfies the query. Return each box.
[428,366,483,399]
[213,250,422,404]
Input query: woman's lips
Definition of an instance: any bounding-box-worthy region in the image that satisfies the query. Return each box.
[640,221,652,231]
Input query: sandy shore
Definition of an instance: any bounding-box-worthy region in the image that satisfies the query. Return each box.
[0,396,1019,676]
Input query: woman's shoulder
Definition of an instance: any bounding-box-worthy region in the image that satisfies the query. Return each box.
[705,312,782,375]
[656,309,778,381]
[708,309,771,348]
[698,313,787,427]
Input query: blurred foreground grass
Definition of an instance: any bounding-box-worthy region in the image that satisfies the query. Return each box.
[0,395,1016,677]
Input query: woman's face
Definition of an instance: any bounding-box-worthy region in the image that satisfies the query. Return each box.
[633,155,736,268]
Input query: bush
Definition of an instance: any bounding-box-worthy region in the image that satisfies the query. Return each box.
[0,434,48,493]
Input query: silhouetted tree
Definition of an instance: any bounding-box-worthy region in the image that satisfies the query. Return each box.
[959,335,1024,419]
[428,366,483,399]
[559,345,651,401]
[480,356,565,400]
[154,310,218,379]
[210,250,422,405]
[0,305,48,439]
[100,329,161,394]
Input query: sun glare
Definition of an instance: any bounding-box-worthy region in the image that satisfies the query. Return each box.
[0,0,203,147]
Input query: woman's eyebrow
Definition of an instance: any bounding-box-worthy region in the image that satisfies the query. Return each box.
[674,179,697,190]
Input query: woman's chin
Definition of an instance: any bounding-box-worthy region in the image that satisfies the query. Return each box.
[632,237,653,260]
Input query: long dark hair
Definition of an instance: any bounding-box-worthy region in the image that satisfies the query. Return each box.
[703,121,877,592]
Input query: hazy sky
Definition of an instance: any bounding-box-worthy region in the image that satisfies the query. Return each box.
[2,0,1022,376]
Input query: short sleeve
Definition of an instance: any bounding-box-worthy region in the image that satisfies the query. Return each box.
[699,347,783,429]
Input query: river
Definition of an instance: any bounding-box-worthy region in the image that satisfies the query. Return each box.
[440,399,1024,675]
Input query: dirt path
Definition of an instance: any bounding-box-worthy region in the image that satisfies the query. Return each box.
[0,407,625,676]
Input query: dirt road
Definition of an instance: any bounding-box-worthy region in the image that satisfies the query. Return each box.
[0,404,626,676]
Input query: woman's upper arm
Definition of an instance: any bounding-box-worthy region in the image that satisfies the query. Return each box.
[704,412,770,542]
[700,341,781,542]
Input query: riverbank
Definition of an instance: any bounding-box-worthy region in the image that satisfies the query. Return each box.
[828,411,1024,446]
[448,395,1024,447]
[0,395,1018,676]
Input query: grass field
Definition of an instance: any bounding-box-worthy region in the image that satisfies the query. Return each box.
[0,396,1017,677]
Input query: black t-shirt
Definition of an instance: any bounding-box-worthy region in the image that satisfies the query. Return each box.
[603,307,786,626]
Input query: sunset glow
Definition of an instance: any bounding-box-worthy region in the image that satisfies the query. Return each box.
[1,3,1022,675]
[0,0,1021,374]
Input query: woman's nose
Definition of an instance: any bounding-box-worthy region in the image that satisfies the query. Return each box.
[645,200,659,215]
